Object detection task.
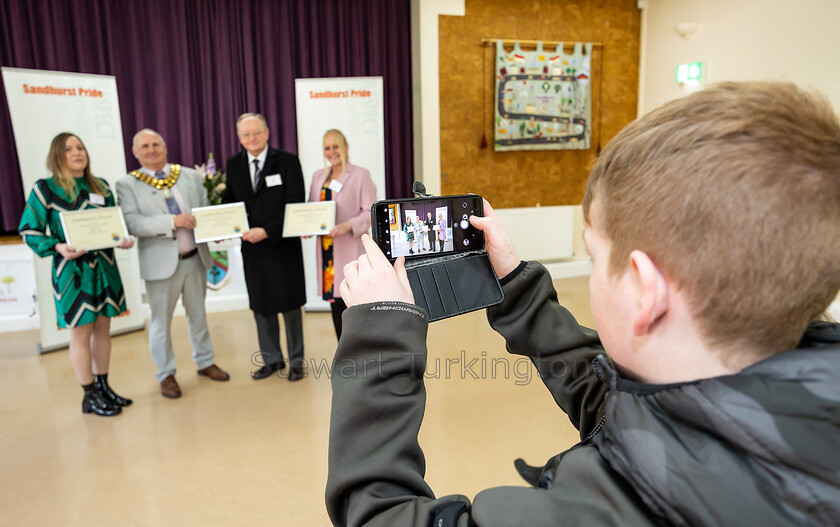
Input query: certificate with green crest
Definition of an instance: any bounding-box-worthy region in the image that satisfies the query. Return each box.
[192,202,249,243]
[282,201,336,237]
[59,207,129,251]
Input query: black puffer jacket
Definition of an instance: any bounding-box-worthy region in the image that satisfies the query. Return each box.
[326,262,840,526]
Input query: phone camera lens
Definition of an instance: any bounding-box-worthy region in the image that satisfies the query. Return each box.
[463,239,470,246]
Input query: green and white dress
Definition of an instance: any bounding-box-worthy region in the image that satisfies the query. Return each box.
[18,177,127,328]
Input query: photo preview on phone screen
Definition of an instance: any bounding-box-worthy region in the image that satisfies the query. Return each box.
[373,195,484,259]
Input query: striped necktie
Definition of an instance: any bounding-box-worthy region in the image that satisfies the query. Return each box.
[252,159,261,190]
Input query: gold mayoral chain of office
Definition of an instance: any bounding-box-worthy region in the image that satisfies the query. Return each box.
[129,164,181,190]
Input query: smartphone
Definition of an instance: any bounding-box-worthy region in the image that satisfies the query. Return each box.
[371,194,484,260]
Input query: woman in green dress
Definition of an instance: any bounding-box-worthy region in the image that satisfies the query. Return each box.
[19,133,135,417]
[403,216,415,254]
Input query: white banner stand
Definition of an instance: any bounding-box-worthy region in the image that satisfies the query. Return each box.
[2,67,145,353]
[294,77,387,311]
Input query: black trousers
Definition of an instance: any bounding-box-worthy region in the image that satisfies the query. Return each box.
[254,307,304,368]
[331,298,347,340]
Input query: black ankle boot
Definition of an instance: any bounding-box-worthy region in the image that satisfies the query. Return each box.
[82,382,121,416]
[94,373,133,407]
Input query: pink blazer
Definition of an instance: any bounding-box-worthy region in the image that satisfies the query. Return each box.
[309,162,377,298]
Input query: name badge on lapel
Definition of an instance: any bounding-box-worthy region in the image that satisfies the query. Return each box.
[89,193,106,206]
[327,179,343,193]
[265,174,283,187]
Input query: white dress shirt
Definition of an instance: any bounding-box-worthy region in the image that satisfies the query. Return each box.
[247,147,269,189]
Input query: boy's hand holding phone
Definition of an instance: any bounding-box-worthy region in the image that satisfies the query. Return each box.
[469,199,520,278]
[340,235,415,307]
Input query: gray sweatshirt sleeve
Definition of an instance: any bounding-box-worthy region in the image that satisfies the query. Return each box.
[487,261,606,438]
[326,302,472,527]
[326,263,610,526]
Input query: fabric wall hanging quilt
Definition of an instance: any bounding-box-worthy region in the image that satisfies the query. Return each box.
[495,40,592,151]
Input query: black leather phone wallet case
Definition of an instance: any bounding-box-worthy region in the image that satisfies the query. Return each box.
[404,250,503,322]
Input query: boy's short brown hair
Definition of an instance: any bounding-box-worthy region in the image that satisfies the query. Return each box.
[583,82,840,357]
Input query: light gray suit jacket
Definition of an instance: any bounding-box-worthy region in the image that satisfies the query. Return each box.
[116,165,212,281]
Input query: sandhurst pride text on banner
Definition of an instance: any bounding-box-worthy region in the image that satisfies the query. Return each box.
[2,67,145,353]
[294,77,386,312]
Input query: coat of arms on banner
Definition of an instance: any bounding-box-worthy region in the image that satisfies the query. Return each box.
[495,41,592,151]
[206,250,230,291]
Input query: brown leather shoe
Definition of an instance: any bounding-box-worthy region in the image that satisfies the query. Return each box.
[160,375,181,399]
[197,364,230,381]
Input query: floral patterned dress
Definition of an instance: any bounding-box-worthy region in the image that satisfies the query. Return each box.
[320,185,335,301]
[18,177,127,328]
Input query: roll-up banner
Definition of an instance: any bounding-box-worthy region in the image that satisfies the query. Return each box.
[2,67,145,353]
[294,77,386,312]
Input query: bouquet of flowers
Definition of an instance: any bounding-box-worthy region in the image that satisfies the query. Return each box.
[195,153,226,205]
[196,153,232,290]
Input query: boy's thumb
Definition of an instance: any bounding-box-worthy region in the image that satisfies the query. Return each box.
[469,214,489,231]
[394,256,412,294]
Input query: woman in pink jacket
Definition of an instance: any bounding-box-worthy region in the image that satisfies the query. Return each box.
[309,129,377,338]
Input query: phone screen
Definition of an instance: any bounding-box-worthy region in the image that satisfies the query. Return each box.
[372,194,484,260]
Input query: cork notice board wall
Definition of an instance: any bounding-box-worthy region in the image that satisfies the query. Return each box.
[439,0,641,207]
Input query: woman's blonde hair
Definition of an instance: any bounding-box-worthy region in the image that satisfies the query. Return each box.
[46,133,108,200]
[323,129,349,175]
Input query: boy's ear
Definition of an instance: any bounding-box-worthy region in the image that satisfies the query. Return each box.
[629,250,668,336]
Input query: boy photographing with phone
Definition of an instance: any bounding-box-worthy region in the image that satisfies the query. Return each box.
[326,82,840,526]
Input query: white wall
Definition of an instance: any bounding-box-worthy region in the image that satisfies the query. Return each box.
[408,0,589,222]
[494,206,591,279]
[830,301,840,321]
[410,0,464,197]
[639,0,840,115]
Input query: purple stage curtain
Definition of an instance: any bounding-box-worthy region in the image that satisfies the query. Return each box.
[0,0,413,232]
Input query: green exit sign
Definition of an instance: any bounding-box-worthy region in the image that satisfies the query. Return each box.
[676,62,703,83]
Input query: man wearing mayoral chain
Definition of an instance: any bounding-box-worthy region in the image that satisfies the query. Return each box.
[116,129,229,398]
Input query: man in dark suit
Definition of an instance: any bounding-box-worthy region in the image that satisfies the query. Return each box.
[222,113,307,381]
[424,211,436,252]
